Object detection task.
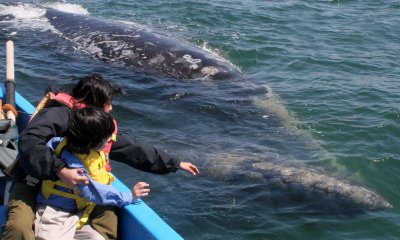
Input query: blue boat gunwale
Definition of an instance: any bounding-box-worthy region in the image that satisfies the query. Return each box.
[0,87,183,240]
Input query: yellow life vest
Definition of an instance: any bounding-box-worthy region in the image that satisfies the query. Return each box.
[41,138,115,229]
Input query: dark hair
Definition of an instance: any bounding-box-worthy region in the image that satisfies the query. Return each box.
[67,106,115,154]
[72,74,122,108]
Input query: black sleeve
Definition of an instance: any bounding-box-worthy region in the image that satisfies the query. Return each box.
[109,133,181,174]
[18,106,70,180]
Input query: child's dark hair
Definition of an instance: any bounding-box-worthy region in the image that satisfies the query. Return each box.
[72,74,122,108]
[67,106,115,154]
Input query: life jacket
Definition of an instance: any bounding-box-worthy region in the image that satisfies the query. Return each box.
[41,138,115,229]
[32,92,117,171]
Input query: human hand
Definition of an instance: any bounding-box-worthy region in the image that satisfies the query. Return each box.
[132,182,150,198]
[5,110,15,122]
[179,162,200,176]
[57,167,89,188]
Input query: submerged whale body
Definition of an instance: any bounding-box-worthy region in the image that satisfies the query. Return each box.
[44,9,241,80]
[252,162,392,211]
[206,153,392,212]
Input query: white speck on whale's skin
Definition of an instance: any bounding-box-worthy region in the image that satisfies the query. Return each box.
[182,54,202,70]
[87,41,103,58]
[201,66,220,76]
[166,52,176,58]
[149,54,166,65]
[183,54,202,64]
[95,40,119,45]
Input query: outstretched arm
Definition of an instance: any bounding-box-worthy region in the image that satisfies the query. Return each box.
[78,178,135,207]
[109,133,180,174]
[110,133,199,175]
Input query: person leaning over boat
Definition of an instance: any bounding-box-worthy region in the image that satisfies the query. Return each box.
[35,107,150,240]
[1,74,200,240]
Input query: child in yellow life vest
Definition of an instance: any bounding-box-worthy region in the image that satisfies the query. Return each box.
[34,107,150,240]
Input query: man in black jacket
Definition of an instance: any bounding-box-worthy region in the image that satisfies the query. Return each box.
[2,74,199,240]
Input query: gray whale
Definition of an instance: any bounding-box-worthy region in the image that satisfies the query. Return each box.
[44,9,241,80]
[252,162,392,211]
[206,153,392,212]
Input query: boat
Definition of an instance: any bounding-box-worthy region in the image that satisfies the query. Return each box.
[0,41,183,240]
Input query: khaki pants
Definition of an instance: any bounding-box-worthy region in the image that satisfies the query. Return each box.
[35,204,104,240]
[1,182,118,240]
[1,181,38,240]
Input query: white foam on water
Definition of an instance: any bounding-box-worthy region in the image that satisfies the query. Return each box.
[200,41,241,72]
[0,2,89,35]
[43,2,89,15]
[0,3,49,32]
[117,20,146,31]
[0,3,46,19]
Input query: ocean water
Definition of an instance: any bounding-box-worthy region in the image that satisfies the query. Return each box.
[1,0,400,239]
